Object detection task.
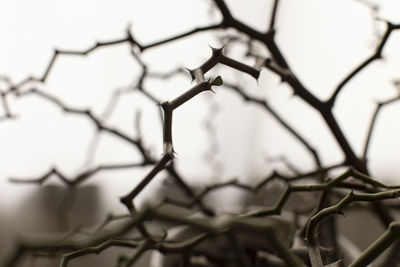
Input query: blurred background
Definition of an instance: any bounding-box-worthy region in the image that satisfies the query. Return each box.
[1,0,400,266]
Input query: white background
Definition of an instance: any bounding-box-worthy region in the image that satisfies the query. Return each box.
[0,0,399,233]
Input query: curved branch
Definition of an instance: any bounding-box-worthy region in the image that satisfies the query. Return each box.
[306,189,400,245]
[141,23,222,51]
[362,95,400,160]
[20,88,152,162]
[349,222,400,267]
[269,0,281,30]
[245,168,400,217]
[328,22,400,107]
[2,213,146,267]
[40,35,136,82]
[223,82,322,168]
[60,239,141,267]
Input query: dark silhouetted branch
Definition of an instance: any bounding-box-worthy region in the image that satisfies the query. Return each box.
[328,22,400,107]
[362,95,400,160]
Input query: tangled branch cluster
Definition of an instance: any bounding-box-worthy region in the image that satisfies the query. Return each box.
[2,1,400,266]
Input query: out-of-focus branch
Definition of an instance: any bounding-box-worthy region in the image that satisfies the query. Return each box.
[19,88,153,163]
[40,35,136,82]
[349,222,400,267]
[268,0,280,31]
[148,204,304,267]
[2,212,146,267]
[9,162,147,186]
[223,82,322,169]
[3,1,400,266]
[140,24,222,51]
[328,22,400,107]
[60,239,142,267]
[246,168,400,217]
[362,95,400,160]
[17,23,221,84]
[306,190,400,248]
[211,0,388,176]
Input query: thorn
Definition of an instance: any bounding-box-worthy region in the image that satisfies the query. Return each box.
[209,45,224,57]
[185,68,195,82]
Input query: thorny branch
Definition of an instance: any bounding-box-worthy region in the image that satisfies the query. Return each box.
[2,1,400,267]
